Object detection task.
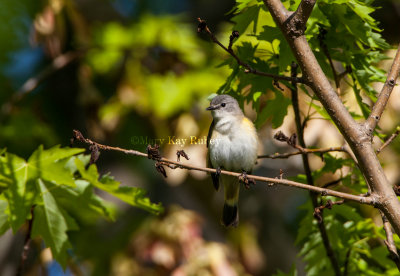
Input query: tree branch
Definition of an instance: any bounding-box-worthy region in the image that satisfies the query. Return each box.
[377,126,400,154]
[196,18,307,84]
[1,51,83,116]
[263,0,400,237]
[381,212,400,272]
[365,43,400,135]
[290,62,342,276]
[71,129,374,205]
[291,0,316,34]
[257,145,347,159]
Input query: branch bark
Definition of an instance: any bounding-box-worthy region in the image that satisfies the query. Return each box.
[381,212,400,271]
[365,44,400,135]
[377,126,400,154]
[72,130,374,205]
[263,0,400,237]
[257,145,347,159]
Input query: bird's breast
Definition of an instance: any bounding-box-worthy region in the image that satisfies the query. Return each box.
[209,117,258,172]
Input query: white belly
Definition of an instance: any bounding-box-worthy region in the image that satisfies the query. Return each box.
[209,125,258,172]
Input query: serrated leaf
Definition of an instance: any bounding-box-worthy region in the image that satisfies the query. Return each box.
[216,65,239,95]
[231,4,262,35]
[31,179,76,268]
[258,26,282,42]
[108,185,163,215]
[76,159,163,215]
[255,90,291,128]
[27,145,85,187]
[75,159,119,191]
[0,152,28,231]
[100,174,163,215]
[47,180,116,222]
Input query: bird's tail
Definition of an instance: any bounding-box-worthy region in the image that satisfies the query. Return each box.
[222,203,238,227]
[221,175,239,227]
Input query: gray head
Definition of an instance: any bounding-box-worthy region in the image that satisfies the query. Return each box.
[206,94,243,119]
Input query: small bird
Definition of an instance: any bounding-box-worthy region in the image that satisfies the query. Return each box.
[206,94,259,227]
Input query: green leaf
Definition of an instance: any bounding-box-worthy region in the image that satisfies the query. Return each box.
[31,179,77,268]
[231,4,263,35]
[0,195,10,235]
[27,145,85,187]
[273,264,298,276]
[47,180,116,222]
[257,25,295,72]
[76,159,163,215]
[255,90,291,128]
[0,152,28,231]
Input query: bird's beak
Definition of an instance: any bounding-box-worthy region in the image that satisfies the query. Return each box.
[206,105,218,111]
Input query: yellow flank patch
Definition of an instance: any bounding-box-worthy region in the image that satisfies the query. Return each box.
[242,117,255,130]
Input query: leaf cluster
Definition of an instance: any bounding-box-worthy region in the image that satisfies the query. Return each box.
[224,1,397,274]
[0,145,162,268]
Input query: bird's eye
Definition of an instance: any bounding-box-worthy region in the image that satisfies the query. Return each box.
[221,103,226,107]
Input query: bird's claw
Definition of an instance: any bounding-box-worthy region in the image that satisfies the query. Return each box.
[239,171,256,189]
[216,167,222,177]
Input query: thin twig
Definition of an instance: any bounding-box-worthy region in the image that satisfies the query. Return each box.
[290,62,343,276]
[377,126,400,154]
[381,212,400,272]
[1,51,83,116]
[258,146,347,159]
[196,18,307,84]
[71,129,375,205]
[366,43,400,135]
[313,199,345,223]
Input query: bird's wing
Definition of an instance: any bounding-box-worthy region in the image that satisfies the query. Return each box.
[207,120,219,190]
[206,119,214,148]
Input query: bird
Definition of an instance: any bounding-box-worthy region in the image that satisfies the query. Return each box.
[206,94,259,227]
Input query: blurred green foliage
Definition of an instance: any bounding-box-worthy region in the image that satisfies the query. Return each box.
[89,14,229,121]
[1,0,400,275]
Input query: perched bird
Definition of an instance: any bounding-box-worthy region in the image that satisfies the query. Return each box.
[206,94,259,227]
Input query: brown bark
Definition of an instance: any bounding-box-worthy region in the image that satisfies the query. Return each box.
[263,0,400,235]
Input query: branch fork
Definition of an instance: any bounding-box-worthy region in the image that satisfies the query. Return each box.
[196,17,307,84]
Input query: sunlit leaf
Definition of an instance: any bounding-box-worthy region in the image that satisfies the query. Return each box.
[0,152,28,231]
[76,159,163,215]
[31,179,78,268]
[27,145,85,187]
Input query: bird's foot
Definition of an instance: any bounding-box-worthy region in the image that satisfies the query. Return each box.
[239,171,256,189]
[211,166,222,190]
[216,167,222,177]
